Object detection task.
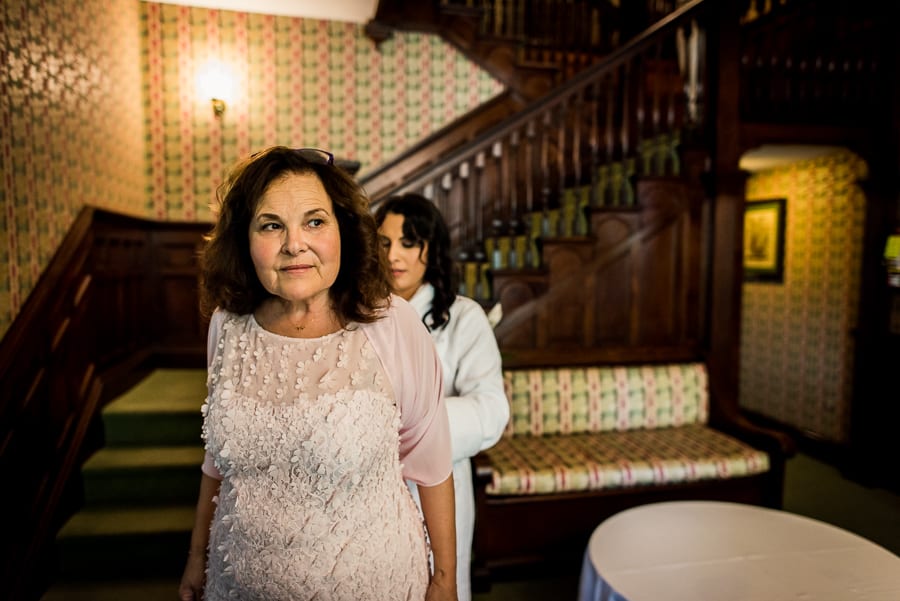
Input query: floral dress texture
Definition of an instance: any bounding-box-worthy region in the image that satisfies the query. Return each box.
[200,310,442,600]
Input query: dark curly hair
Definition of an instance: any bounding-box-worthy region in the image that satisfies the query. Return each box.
[200,146,391,324]
[373,193,458,331]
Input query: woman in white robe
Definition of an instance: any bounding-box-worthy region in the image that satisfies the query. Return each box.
[376,194,509,601]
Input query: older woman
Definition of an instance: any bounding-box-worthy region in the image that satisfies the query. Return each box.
[179,147,457,601]
[375,193,508,601]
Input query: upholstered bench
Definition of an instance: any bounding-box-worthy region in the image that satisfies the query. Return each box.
[470,362,794,589]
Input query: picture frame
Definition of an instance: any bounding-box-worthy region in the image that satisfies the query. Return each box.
[743,198,786,282]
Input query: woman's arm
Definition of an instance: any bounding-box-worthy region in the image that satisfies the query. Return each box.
[419,474,458,601]
[180,310,225,600]
[442,298,509,462]
[178,472,220,601]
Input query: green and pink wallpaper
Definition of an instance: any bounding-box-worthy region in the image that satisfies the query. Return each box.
[739,151,868,443]
[0,0,504,339]
[141,2,504,222]
[1,0,147,339]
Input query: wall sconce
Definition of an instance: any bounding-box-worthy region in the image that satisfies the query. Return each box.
[197,59,235,118]
[211,98,226,117]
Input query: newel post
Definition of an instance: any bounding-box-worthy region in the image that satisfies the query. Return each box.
[705,0,746,416]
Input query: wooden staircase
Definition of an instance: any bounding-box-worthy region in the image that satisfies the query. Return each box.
[362,0,895,373]
[50,369,206,584]
[358,0,682,201]
[365,0,714,369]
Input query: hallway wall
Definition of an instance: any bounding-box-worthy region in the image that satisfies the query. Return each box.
[0,0,505,339]
[1,0,146,337]
[739,150,868,443]
[140,2,504,223]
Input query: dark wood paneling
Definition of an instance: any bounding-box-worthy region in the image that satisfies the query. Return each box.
[0,208,209,600]
[493,177,704,366]
[151,228,209,357]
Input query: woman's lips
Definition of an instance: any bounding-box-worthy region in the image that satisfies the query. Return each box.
[282,264,311,273]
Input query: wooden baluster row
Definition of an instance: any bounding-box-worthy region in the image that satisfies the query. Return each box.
[396,12,705,287]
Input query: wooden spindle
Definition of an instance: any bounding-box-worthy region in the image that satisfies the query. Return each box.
[589,80,601,207]
[572,91,587,235]
[636,55,647,145]
[651,39,663,135]
[572,92,583,187]
[441,172,454,244]
[557,99,567,194]
[525,120,536,214]
[509,130,520,230]
[556,100,568,236]
[474,151,486,261]
[540,110,552,218]
[604,74,615,162]
[458,161,471,261]
[621,62,632,159]
[492,141,505,234]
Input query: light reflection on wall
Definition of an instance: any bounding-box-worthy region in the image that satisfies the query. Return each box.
[196,58,236,116]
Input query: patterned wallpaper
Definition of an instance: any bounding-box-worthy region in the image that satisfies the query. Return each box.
[141,2,505,222]
[1,0,147,339]
[739,151,868,444]
[0,0,504,339]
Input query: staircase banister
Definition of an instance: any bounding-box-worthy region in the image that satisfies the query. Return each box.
[368,0,711,203]
[359,90,523,201]
[0,205,95,384]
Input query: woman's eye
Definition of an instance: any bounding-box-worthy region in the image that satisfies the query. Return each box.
[260,222,281,231]
[308,218,325,228]
[401,239,417,249]
[378,237,390,248]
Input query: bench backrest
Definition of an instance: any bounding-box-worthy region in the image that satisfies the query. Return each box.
[502,363,709,437]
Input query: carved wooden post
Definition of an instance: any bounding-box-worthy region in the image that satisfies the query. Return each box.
[707,0,745,419]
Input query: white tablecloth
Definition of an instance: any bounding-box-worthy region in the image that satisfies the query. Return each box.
[577,501,900,601]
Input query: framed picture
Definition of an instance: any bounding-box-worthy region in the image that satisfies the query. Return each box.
[743,198,786,282]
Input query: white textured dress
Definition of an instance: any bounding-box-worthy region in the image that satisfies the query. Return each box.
[199,298,451,601]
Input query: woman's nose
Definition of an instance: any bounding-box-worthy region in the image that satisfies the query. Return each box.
[282,231,306,255]
[386,243,400,263]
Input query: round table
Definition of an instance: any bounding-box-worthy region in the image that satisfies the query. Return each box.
[578,500,900,601]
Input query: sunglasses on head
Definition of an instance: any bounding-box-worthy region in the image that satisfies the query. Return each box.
[250,147,334,166]
[293,147,334,166]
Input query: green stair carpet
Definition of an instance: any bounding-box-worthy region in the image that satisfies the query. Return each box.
[54,368,207,581]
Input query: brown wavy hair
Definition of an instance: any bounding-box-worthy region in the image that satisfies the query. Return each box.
[199,146,391,324]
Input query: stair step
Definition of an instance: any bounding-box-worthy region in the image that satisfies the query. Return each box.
[105,368,206,413]
[58,505,196,537]
[82,446,204,506]
[55,506,195,580]
[52,369,208,581]
[102,368,206,447]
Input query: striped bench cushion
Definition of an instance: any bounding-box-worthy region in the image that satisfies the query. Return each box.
[503,363,708,436]
[482,424,770,495]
